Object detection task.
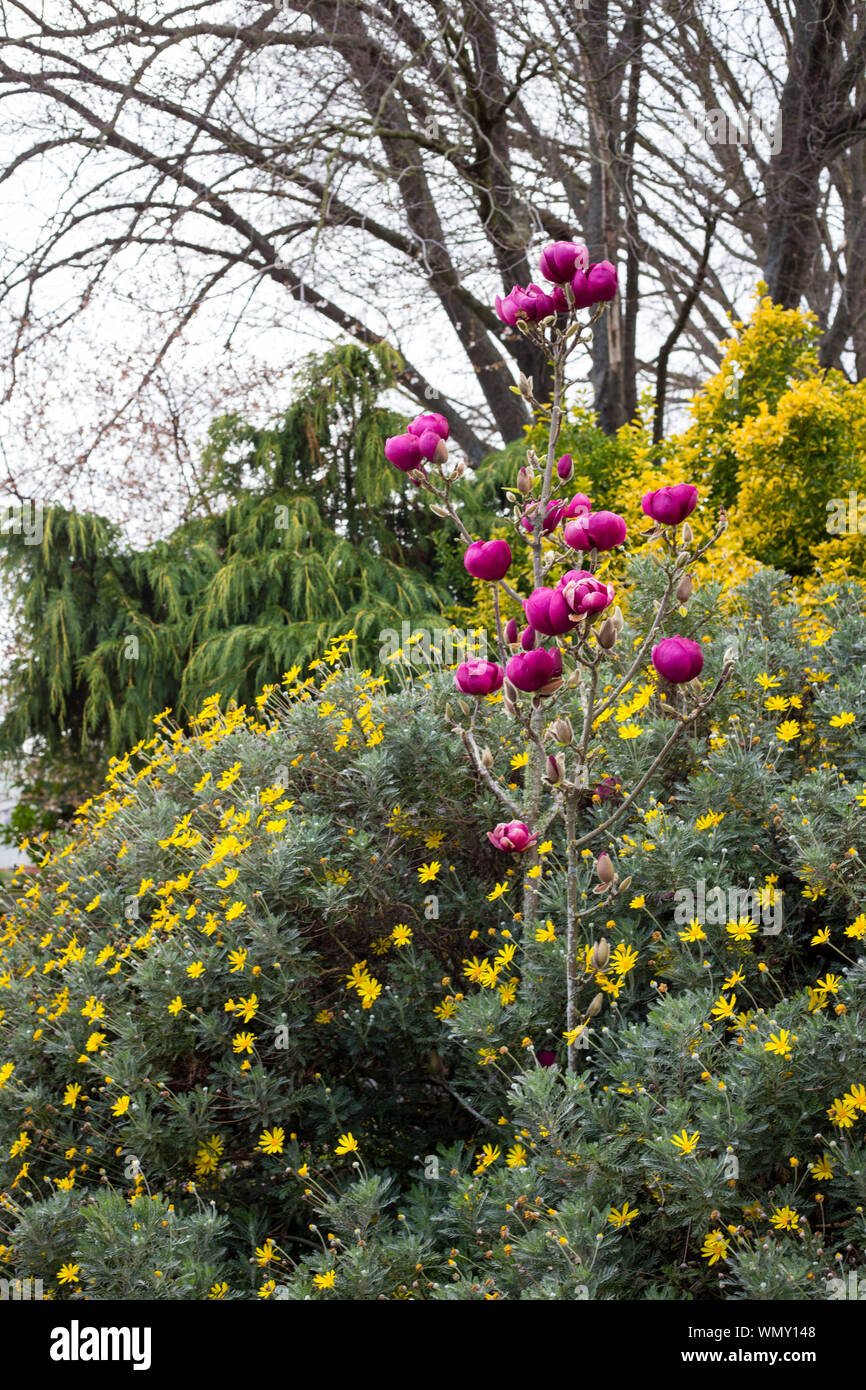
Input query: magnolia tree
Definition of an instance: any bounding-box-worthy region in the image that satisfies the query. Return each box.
[384,242,734,1071]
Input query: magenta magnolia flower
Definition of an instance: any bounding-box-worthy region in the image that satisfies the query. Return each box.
[652,635,704,683]
[523,586,573,637]
[454,659,504,696]
[520,499,568,535]
[570,271,595,309]
[494,288,522,326]
[408,412,449,441]
[463,539,512,582]
[487,820,538,852]
[563,509,627,551]
[571,260,618,308]
[416,430,448,463]
[558,569,614,616]
[384,433,423,472]
[556,452,574,481]
[519,624,537,650]
[495,282,567,325]
[504,617,519,644]
[505,646,561,692]
[586,261,617,301]
[538,241,589,284]
[641,483,698,526]
[563,492,592,520]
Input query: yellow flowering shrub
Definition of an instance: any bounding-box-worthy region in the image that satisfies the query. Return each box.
[672,289,823,506]
[730,375,866,575]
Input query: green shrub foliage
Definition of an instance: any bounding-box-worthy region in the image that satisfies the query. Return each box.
[1,566,865,1300]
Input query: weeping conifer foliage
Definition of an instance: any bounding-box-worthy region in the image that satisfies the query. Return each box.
[0,344,468,830]
[201,341,455,574]
[176,488,445,709]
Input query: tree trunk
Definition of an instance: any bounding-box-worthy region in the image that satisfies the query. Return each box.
[764,0,849,306]
[580,0,630,433]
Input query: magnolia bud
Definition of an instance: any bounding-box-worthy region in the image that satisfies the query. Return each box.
[433,437,449,465]
[610,606,625,634]
[504,696,517,717]
[504,618,519,645]
[545,754,564,784]
[429,504,450,518]
[459,699,471,717]
[587,992,604,1018]
[517,466,534,496]
[592,937,610,969]
[556,453,574,482]
[676,573,693,603]
[597,618,616,649]
[480,746,494,769]
[445,702,455,723]
[681,521,694,546]
[518,372,534,400]
[520,625,537,651]
[551,716,574,744]
[596,852,615,885]
[504,679,519,703]
[452,460,466,479]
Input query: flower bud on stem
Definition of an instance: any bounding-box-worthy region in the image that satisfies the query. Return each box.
[596,852,615,885]
[676,573,693,603]
[592,937,610,969]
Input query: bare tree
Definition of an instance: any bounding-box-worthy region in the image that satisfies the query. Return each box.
[655,0,866,377]
[1,0,865,508]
